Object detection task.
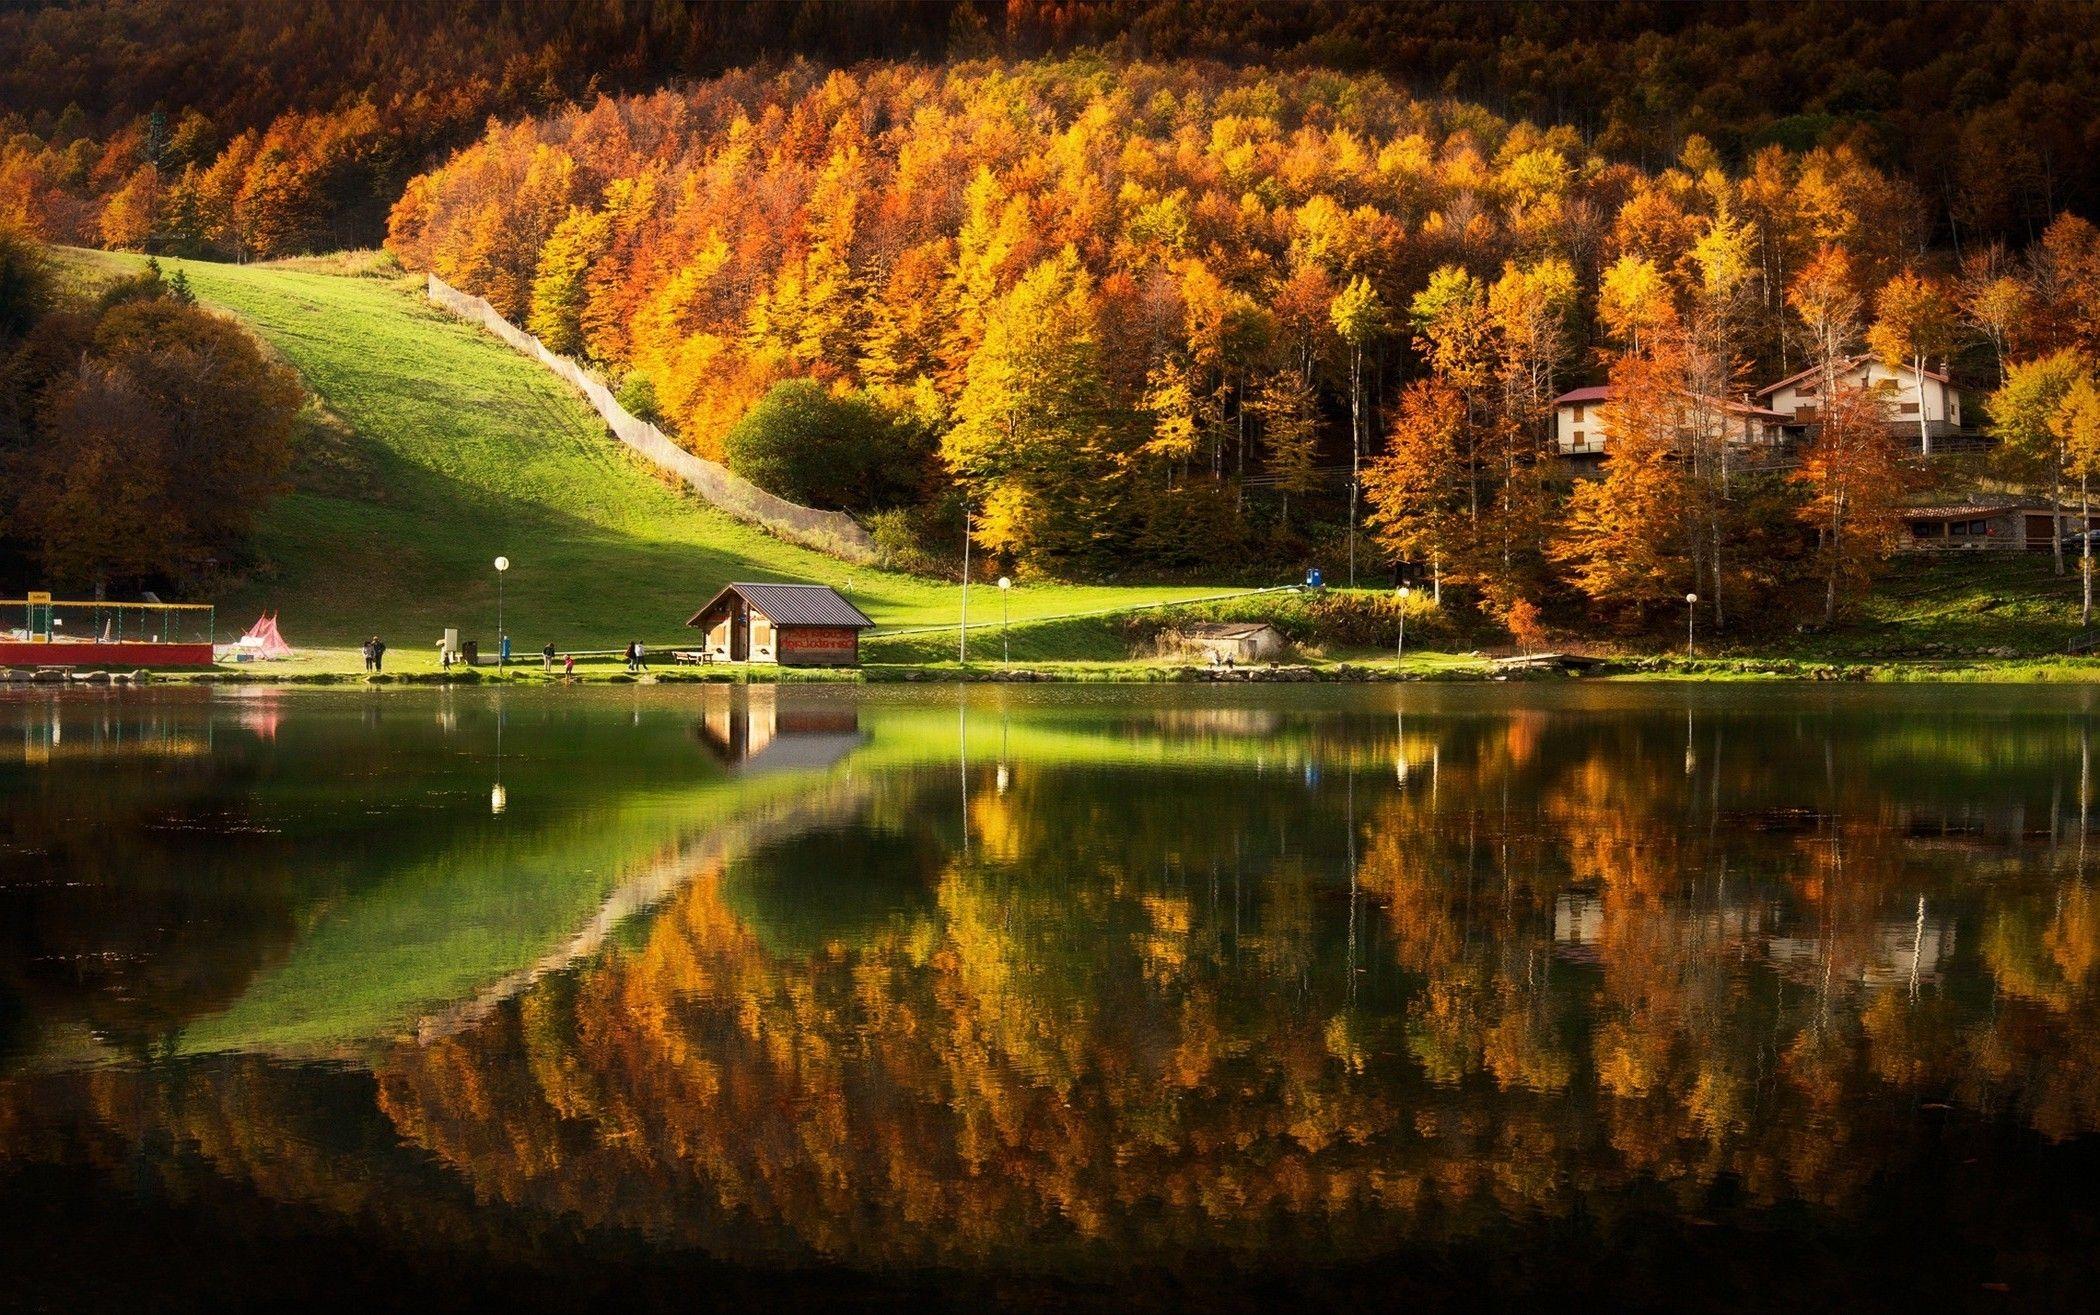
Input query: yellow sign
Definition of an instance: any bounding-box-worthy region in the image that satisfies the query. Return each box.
[26,591,50,603]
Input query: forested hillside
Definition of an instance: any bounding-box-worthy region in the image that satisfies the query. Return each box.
[5,2,2098,260]
[383,56,2100,624]
[9,2,2100,641]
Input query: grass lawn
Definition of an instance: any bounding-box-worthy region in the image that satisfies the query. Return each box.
[1765,551,2090,660]
[57,250,1235,649]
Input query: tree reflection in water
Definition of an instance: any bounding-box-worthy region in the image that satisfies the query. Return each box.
[5,686,2100,1301]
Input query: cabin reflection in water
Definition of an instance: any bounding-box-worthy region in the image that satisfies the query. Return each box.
[694,687,866,774]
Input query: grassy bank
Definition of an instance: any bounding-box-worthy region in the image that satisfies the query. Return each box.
[53,250,1230,648]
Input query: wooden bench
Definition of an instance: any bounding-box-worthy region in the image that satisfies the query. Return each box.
[673,650,714,665]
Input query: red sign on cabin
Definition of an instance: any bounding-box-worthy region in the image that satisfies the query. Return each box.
[777,626,860,666]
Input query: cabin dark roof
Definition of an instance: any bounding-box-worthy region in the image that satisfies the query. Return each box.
[686,582,875,629]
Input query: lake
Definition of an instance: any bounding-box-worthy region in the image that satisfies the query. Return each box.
[4,682,2099,1312]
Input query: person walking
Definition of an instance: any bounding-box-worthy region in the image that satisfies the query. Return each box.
[562,652,575,681]
[542,641,556,674]
[361,637,375,672]
[370,635,387,673]
[631,640,648,673]
[498,633,511,671]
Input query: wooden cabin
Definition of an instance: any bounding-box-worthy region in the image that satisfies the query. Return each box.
[684,582,875,666]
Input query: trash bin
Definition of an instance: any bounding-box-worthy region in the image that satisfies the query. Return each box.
[462,639,479,667]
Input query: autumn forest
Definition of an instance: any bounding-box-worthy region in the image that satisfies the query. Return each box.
[4,2,2100,639]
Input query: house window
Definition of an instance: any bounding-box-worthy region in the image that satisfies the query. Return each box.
[1898,401,1919,415]
[1950,521,1968,537]
[1571,430,1585,447]
[1972,520,1988,535]
[1572,404,1585,422]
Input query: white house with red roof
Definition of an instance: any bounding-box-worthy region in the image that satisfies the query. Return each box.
[1549,386,1786,458]
[1756,356,1963,437]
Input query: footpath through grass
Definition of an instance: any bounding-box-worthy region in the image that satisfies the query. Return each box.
[62,251,1230,649]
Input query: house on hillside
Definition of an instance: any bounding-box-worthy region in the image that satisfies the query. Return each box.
[685,583,875,666]
[1757,356,1964,439]
[1550,386,1786,459]
[1901,499,2097,552]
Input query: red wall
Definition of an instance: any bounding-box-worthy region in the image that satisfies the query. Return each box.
[0,641,215,668]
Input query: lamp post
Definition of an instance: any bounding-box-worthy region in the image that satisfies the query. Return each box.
[494,556,510,670]
[958,510,970,666]
[1395,584,1411,662]
[1685,591,1699,658]
[997,576,1011,666]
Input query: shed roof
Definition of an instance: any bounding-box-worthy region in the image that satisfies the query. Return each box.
[686,582,875,629]
[1186,622,1282,640]
[1906,500,2061,518]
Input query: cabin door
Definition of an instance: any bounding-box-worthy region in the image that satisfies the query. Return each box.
[732,602,750,661]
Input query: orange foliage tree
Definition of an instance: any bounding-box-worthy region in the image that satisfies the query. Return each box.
[1793,384,1910,624]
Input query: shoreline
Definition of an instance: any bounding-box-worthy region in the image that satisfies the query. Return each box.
[11,654,2100,687]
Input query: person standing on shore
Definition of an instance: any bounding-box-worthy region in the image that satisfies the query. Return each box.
[361,637,375,672]
[370,635,387,673]
[542,641,556,674]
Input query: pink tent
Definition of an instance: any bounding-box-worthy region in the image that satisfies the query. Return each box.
[234,612,294,659]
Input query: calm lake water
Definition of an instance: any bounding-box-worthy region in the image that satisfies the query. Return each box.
[5,682,2100,1312]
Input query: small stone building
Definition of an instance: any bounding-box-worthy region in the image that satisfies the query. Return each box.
[685,583,875,666]
[1178,622,1287,664]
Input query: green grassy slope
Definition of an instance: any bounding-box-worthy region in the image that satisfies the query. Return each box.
[1773,552,2089,660]
[63,251,1229,649]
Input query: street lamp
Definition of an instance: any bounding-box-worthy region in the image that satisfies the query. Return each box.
[1685,592,1699,658]
[997,576,1012,666]
[1395,584,1411,662]
[494,556,510,671]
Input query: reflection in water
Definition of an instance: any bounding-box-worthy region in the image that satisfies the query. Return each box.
[5,684,2100,1306]
[695,685,867,774]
